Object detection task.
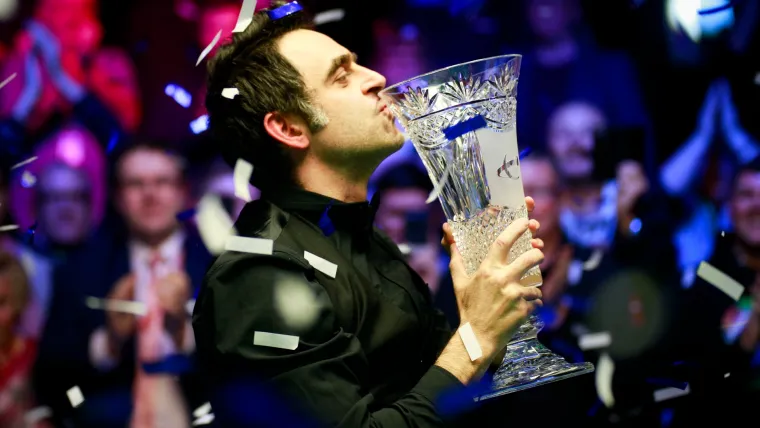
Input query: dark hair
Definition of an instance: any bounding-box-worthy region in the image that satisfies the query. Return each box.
[110,141,188,188]
[373,161,433,204]
[205,1,324,190]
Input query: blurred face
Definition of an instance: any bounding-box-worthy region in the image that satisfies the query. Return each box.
[0,277,18,334]
[375,188,429,244]
[37,164,92,246]
[527,0,577,41]
[36,0,102,55]
[198,5,239,51]
[730,170,760,248]
[88,48,142,132]
[278,30,405,172]
[117,149,186,240]
[547,103,605,181]
[522,159,560,236]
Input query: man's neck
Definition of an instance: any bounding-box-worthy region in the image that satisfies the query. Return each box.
[295,157,371,203]
[534,35,578,68]
[132,226,179,250]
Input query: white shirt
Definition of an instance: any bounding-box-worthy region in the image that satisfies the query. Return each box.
[89,229,195,370]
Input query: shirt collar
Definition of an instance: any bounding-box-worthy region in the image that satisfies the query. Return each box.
[129,228,186,264]
[262,185,379,237]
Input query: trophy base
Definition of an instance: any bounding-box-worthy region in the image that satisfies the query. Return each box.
[476,317,594,401]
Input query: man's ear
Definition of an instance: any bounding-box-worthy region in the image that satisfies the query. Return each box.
[263,112,310,150]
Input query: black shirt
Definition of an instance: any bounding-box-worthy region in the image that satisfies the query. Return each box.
[193,185,463,427]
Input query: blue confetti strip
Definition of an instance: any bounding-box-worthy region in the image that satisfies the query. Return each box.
[646,377,688,390]
[106,131,119,154]
[698,1,734,15]
[587,399,601,417]
[519,147,532,160]
[442,115,487,140]
[268,1,302,20]
[176,208,197,221]
[317,202,336,236]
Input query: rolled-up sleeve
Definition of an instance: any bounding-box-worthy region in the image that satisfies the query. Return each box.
[193,256,465,428]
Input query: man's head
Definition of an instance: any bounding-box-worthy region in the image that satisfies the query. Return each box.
[206,1,404,189]
[521,155,561,238]
[372,162,433,245]
[36,162,92,246]
[730,159,760,249]
[525,0,580,42]
[113,142,187,243]
[547,101,606,182]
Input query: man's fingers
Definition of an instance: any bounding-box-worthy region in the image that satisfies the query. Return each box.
[531,238,544,249]
[529,219,540,237]
[525,196,535,213]
[484,219,530,267]
[508,248,545,278]
[519,285,543,302]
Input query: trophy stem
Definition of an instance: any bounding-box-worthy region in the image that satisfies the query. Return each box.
[477,316,594,401]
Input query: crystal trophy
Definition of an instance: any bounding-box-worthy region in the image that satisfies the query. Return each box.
[381,55,594,399]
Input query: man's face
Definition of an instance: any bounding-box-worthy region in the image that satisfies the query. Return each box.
[521,159,560,237]
[730,170,760,248]
[37,164,92,246]
[116,149,186,239]
[278,30,405,171]
[374,188,429,244]
[88,48,141,132]
[527,0,576,41]
[547,103,605,181]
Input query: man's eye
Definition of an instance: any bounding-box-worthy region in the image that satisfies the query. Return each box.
[336,73,351,83]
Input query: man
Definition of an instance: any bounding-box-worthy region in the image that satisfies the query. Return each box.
[194,2,544,427]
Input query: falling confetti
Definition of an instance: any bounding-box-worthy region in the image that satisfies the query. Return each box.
[66,386,85,408]
[274,274,321,330]
[595,353,615,408]
[0,72,16,90]
[253,331,299,350]
[426,164,451,204]
[578,331,612,350]
[225,236,273,255]
[197,29,222,66]
[0,224,19,232]
[196,194,237,255]
[20,170,36,188]
[193,402,212,418]
[23,406,52,425]
[653,384,690,402]
[85,297,147,316]
[304,251,338,278]
[190,115,209,134]
[192,413,215,426]
[233,158,254,202]
[582,250,603,271]
[221,87,239,99]
[313,8,345,26]
[697,261,744,301]
[165,84,193,108]
[721,230,725,237]
[232,0,257,33]
[10,156,37,170]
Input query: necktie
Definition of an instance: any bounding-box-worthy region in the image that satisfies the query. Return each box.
[131,252,188,428]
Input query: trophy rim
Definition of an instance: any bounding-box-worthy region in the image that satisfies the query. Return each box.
[380,54,523,95]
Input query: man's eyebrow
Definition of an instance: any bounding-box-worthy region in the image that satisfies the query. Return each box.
[324,52,358,83]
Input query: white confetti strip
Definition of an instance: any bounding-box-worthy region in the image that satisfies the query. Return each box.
[193,413,216,426]
[196,29,222,66]
[0,72,16,91]
[458,322,483,361]
[10,156,37,170]
[186,299,196,316]
[578,331,612,350]
[595,352,615,408]
[582,250,603,271]
[570,323,591,337]
[253,331,299,350]
[66,386,84,408]
[197,194,237,255]
[313,8,345,26]
[721,230,725,237]
[24,406,52,424]
[221,87,239,99]
[232,0,257,33]
[304,251,338,278]
[85,297,147,316]
[233,158,254,201]
[193,402,212,418]
[0,224,19,232]
[697,261,744,301]
[653,384,690,402]
[724,372,731,378]
[426,164,451,204]
[225,235,273,255]
[275,276,320,330]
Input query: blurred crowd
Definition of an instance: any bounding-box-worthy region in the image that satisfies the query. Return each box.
[0,0,759,427]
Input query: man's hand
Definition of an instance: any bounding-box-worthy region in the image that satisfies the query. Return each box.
[156,271,191,346]
[26,20,85,103]
[105,274,137,354]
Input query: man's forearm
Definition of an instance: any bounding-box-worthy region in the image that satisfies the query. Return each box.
[434,329,493,385]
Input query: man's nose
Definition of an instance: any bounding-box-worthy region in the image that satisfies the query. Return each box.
[359,65,388,95]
